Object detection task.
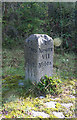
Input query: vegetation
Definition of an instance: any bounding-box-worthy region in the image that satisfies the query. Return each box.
[2,47,76,118]
[2,48,76,79]
[1,74,76,118]
[1,2,76,119]
[2,2,76,52]
[37,75,62,95]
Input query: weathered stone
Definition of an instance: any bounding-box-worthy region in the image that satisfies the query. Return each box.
[39,96,45,99]
[24,34,54,82]
[52,112,65,118]
[31,110,50,118]
[61,103,73,108]
[45,101,57,108]
[69,95,75,98]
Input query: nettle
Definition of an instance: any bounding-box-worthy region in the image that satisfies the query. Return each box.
[37,75,62,95]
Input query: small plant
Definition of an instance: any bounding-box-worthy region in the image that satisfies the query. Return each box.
[37,75,62,95]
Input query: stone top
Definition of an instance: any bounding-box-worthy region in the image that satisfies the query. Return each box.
[25,34,53,47]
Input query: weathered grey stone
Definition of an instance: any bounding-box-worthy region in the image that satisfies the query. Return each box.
[69,95,75,98]
[61,103,73,108]
[24,34,54,82]
[39,96,45,99]
[45,101,57,108]
[52,112,65,118]
[31,110,50,118]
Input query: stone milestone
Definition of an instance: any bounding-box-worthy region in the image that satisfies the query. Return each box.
[24,34,54,83]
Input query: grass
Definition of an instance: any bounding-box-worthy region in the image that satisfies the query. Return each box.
[2,47,76,100]
[2,47,76,80]
[53,51,76,80]
[2,47,25,77]
[1,47,76,118]
[1,78,76,118]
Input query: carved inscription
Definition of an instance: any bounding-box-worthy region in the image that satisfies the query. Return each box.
[38,51,52,68]
[39,48,52,53]
[42,53,50,59]
[38,61,51,68]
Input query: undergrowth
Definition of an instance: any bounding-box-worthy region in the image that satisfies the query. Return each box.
[37,75,62,95]
[2,75,63,101]
[1,48,76,118]
[1,74,76,118]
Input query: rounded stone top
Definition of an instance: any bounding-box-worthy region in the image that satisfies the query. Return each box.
[25,34,53,46]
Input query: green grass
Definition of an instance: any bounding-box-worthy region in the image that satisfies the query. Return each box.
[2,48,76,118]
[2,47,76,99]
[2,48,25,77]
[1,78,76,118]
[53,52,76,80]
[2,48,76,80]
